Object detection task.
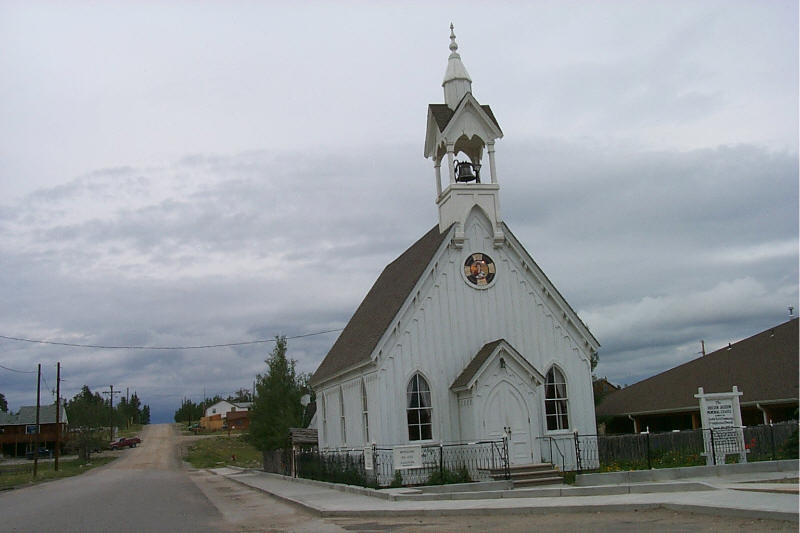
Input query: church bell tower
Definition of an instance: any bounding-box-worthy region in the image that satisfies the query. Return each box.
[424,24,504,247]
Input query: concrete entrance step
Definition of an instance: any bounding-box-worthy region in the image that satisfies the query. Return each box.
[487,463,565,487]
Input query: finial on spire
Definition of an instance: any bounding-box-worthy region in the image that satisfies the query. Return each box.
[442,22,472,109]
[449,23,459,55]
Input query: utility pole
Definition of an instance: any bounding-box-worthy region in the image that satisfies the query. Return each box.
[33,363,41,477]
[55,362,61,471]
[102,386,121,441]
[700,340,706,356]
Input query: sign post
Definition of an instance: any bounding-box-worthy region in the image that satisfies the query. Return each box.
[363,444,374,471]
[695,386,746,465]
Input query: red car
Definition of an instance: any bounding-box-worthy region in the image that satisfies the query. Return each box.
[110,436,142,450]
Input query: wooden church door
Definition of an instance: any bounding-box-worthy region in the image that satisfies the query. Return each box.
[483,381,533,465]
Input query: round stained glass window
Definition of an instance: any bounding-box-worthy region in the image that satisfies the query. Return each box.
[464,253,496,287]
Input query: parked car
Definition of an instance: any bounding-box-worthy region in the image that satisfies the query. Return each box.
[109,436,142,450]
[25,447,51,459]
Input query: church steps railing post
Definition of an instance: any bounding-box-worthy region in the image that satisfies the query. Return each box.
[439,443,444,484]
[503,436,510,480]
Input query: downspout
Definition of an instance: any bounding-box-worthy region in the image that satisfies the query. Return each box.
[627,414,638,433]
[756,402,769,425]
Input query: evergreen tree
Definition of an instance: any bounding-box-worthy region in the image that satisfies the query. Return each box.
[67,385,107,428]
[173,398,204,422]
[66,385,108,459]
[248,336,307,451]
[0,392,7,412]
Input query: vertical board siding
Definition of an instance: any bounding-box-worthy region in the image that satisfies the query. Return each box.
[320,212,596,449]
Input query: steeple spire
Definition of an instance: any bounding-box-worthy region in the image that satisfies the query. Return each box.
[442,23,472,109]
[425,24,504,245]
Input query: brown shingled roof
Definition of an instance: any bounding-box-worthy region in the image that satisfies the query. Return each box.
[310,225,452,386]
[451,339,505,390]
[429,104,454,131]
[596,318,799,417]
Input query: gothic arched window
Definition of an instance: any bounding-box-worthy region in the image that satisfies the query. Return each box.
[406,374,432,441]
[545,367,569,431]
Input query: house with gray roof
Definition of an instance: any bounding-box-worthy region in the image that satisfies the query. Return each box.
[596,318,798,434]
[309,27,599,469]
[0,403,68,457]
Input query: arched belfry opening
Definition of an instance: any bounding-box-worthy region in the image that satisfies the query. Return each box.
[452,134,484,182]
[423,24,504,247]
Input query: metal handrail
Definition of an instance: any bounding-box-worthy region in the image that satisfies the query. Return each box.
[537,435,566,472]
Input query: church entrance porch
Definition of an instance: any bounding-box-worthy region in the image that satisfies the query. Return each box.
[451,339,544,466]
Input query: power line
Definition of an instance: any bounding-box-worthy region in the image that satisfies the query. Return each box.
[0,328,343,350]
[0,363,38,374]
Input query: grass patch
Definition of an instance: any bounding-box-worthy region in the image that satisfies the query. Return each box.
[185,435,262,469]
[0,457,116,491]
[117,424,143,438]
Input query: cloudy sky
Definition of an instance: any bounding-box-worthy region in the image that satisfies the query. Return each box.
[1,1,797,423]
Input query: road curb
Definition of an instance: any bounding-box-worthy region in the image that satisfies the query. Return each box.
[662,503,799,523]
[210,469,326,517]
[210,469,799,522]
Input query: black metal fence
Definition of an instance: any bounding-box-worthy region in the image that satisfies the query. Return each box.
[371,440,509,487]
[265,439,510,488]
[263,423,797,483]
[563,421,798,472]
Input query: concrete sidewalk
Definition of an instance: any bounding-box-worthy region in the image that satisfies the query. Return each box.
[211,466,799,522]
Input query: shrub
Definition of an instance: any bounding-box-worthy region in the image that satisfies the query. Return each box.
[426,464,472,485]
[390,470,404,488]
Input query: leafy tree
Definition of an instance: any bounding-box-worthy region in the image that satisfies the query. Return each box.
[248,336,308,451]
[66,386,108,459]
[0,392,7,412]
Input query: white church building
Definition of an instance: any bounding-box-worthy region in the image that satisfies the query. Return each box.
[309,26,600,468]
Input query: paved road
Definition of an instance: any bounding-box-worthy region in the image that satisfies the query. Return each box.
[0,425,793,532]
[0,424,343,533]
[0,424,231,533]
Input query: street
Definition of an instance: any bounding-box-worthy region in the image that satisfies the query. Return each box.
[0,424,794,532]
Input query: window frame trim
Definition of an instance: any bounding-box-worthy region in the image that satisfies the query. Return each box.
[405,372,435,442]
[544,365,571,433]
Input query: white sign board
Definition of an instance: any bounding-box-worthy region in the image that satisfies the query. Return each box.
[363,446,374,471]
[695,386,746,465]
[392,444,423,470]
[706,398,735,427]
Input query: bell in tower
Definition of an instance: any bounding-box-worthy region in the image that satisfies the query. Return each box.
[423,24,505,247]
[454,159,481,183]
